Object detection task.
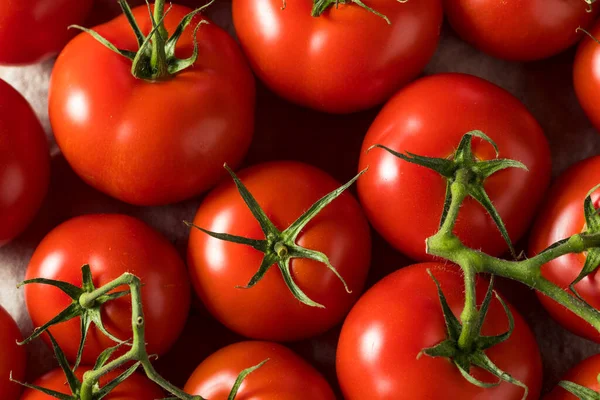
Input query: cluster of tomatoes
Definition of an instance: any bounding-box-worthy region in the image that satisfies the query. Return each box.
[3,0,600,399]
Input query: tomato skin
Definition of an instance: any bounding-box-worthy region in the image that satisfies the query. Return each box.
[0,79,50,247]
[0,0,92,65]
[545,354,600,400]
[528,156,600,342]
[49,5,255,206]
[184,341,335,399]
[19,367,163,399]
[337,263,543,400]
[444,0,597,61]
[24,214,191,364]
[0,305,26,400]
[358,73,551,261]
[574,20,600,134]
[233,0,442,113]
[187,161,371,341]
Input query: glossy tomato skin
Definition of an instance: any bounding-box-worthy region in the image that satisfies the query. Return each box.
[187,161,371,341]
[0,0,92,65]
[184,341,335,399]
[574,20,600,134]
[545,354,600,399]
[49,5,255,206]
[0,79,50,247]
[358,73,551,261]
[24,214,191,364]
[19,367,163,399]
[444,0,597,61]
[0,305,26,400]
[529,156,600,342]
[233,0,442,113]
[337,263,542,400]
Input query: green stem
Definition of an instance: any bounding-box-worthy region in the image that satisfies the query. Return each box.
[458,266,479,351]
[150,0,169,79]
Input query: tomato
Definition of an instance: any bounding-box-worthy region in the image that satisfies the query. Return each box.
[444,0,598,61]
[545,354,600,399]
[574,20,600,134]
[0,0,92,65]
[528,156,600,342]
[0,305,26,400]
[184,341,335,399]
[358,73,551,261]
[187,161,371,341]
[19,367,163,399]
[24,214,191,364]
[337,263,542,399]
[49,4,255,206]
[232,0,442,113]
[0,79,50,247]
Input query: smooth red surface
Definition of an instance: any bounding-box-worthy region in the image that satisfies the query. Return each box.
[358,73,552,261]
[545,354,600,399]
[49,5,255,205]
[19,367,163,399]
[0,79,50,247]
[233,0,442,113]
[184,341,336,399]
[187,161,371,341]
[0,306,26,400]
[0,0,92,65]
[444,0,597,61]
[24,214,191,364]
[574,20,600,134]
[337,263,543,400]
[529,156,600,342]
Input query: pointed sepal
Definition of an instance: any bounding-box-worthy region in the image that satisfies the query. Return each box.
[558,380,600,399]
[227,359,269,400]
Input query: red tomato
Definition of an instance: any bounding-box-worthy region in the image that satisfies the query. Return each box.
[545,354,600,399]
[0,0,92,65]
[358,73,551,261]
[0,79,50,246]
[49,4,255,206]
[187,161,371,341]
[232,0,442,113]
[19,367,163,399]
[444,0,597,61]
[529,156,600,342]
[574,20,600,134]
[24,214,191,364]
[337,263,542,399]
[184,341,335,399]
[0,305,26,400]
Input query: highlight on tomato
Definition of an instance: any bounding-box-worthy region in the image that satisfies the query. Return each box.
[49,1,255,206]
[545,354,600,399]
[574,20,600,134]
[187,161,371,341]
[358,73,551,262]
[0,305,26,400]
[233,0,442,113]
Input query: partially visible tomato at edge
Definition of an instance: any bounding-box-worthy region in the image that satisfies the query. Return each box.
[0,305,26,400]
[545,354,600,399]
[574,19,600,135]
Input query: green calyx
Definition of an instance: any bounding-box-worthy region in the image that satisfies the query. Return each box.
[70,0,213,81]
[18,265,129,371]
[186,164,365,308]
[420,271,528,399]
[558,376,600,399]
[370,130,527,259]
[310,0,408,25]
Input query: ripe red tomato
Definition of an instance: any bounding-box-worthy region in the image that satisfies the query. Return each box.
[184,341,335,399]
[0,0,92,65]
[337,263,542,399]
[574,20,600,134]
[358,73,551,261]
[0,305,26,400]
[24,214,191,364]
[444,0,598,61]
[187,161,371,341]
[49,4,255,206]
[545,354,600,399]
[0,79,50,247]
[19,367,163,399]
[232,0,442,113]
[529,156,600,342]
